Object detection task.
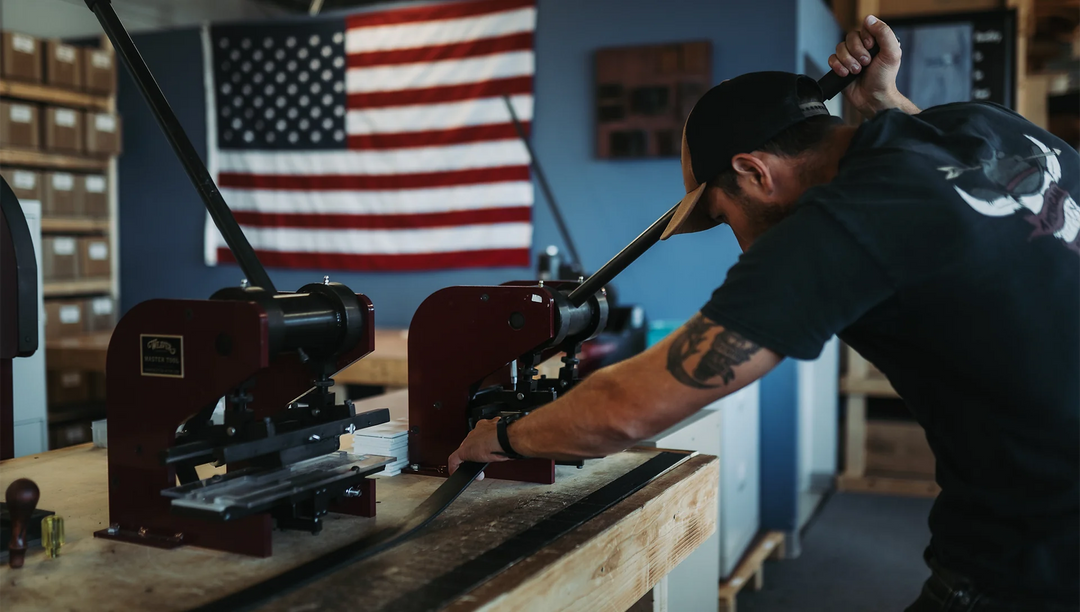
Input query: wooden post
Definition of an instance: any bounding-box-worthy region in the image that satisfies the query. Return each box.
[856,0,881,21]
[843,345,868,478]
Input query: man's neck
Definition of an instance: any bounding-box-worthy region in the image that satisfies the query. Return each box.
[817,125,859,183]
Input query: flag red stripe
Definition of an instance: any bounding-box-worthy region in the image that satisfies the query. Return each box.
[347,0,533,29]
[347,121,530,150]
[347,75,532,109]
[218,165,529,191]
[232,206,531,230]
[217,247,531,271]
[348,32,532,68]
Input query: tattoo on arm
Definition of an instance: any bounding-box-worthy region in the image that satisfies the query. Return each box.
[666,314,761,389]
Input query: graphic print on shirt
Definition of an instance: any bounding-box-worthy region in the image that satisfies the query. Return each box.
[939,135,1080,253]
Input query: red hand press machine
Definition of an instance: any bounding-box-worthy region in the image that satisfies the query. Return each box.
[83,0,393,557]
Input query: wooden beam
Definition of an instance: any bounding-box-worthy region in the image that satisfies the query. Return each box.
[717,532,786,612]
[840,376,899,398]
[836,474,940,497]
[41,218,111,234]
[843,394,868,477]
[0,81,112,111]
[0,149,109,172]
[455,455,719,612]
[43,278,113,298]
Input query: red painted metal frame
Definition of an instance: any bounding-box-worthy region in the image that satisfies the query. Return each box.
[328,478,376,517]
[94,295,375,557]
[407,283,565,485]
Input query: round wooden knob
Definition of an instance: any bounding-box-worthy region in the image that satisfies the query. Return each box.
[6,478,40,568]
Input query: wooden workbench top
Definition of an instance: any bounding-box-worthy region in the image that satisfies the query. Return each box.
[0,440,717,611]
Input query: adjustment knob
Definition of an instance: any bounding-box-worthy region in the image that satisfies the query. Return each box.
[6,478,40,568]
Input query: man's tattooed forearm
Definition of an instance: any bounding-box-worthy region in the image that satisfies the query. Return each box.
[665,314,761,389]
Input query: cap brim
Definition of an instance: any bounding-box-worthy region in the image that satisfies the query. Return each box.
[661,182,718,240]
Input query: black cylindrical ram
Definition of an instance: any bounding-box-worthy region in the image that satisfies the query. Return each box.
[272,292,342,356]
[558,300,595,339]
[211,283,365,359]
[550,285,609,347]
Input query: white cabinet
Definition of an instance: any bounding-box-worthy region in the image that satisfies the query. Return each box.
[708,382,761,578]
[10,199,47,456]
[640,381,760,612]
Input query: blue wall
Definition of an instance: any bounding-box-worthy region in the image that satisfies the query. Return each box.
[117,0,840,536]
[117,28,520,324]
[118,0,804,327]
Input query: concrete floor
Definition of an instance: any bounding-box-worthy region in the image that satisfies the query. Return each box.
[737,492,935,612]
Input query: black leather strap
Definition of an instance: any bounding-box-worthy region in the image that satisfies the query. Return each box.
[496,416,527,460]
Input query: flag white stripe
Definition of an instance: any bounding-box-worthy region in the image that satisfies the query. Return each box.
[221,182,533,215]
[218,140,529,175]
[203,25,222,266]
[345,8,535,54]
[347,94,531,134]
[235,223,531,254]
[346,51,532,93]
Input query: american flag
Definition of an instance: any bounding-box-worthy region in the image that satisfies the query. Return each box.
[203,0,535,271]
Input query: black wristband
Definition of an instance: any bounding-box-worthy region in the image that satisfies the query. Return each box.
[496,416,527,460]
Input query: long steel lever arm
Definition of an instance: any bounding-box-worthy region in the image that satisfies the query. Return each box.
[83,0,276,293]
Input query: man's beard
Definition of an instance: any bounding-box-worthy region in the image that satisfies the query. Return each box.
[736,159,827,240]
[735,195,796,239]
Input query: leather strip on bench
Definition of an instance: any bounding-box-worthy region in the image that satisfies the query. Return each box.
[383,450,689,612]
[188,460,488,612]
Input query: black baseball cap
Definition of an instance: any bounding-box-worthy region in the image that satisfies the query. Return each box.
[661,72,833,239]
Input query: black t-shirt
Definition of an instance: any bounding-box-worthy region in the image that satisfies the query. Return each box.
[702,102,1080,603]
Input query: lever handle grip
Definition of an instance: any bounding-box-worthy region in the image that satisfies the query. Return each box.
[817,43,881,101]
[6,478,40,568]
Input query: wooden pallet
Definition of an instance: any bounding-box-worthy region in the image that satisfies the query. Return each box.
[836,474,940,498]
[840,345,940,498]
[717,531,785,612]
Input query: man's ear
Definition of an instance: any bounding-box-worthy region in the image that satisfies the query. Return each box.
[731,153,772,196]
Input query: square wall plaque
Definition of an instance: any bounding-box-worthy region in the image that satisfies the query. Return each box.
[595,41,712,159]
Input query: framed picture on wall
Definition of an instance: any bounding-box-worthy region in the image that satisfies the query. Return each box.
[594,41,712,159]
[890,10,1017,110]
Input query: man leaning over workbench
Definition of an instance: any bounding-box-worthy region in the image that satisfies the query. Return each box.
[450,15,1080,612]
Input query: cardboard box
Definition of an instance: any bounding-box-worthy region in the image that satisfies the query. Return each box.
[83,174,108,217]
[45,41,82,90]
[84,296,116,332]
[79,237,110,278]
[50,419,94,449]
[43,172,85,216]
[84,296,115,332]
[44,106,84,154]
[42,236,79,281]
[83,48,116,94]
[0,101,40,149]
[47,370,91,406]
[0,168,41,203]
[85,112,121,156]
[1,32,43,83]
[44,300,83,338]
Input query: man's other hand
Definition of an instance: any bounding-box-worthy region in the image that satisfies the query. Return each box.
[447,417,511,476]
[828,15,916,118]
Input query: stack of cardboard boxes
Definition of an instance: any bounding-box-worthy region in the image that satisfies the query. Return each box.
[1,30,121,446]
[0,32,122,156]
